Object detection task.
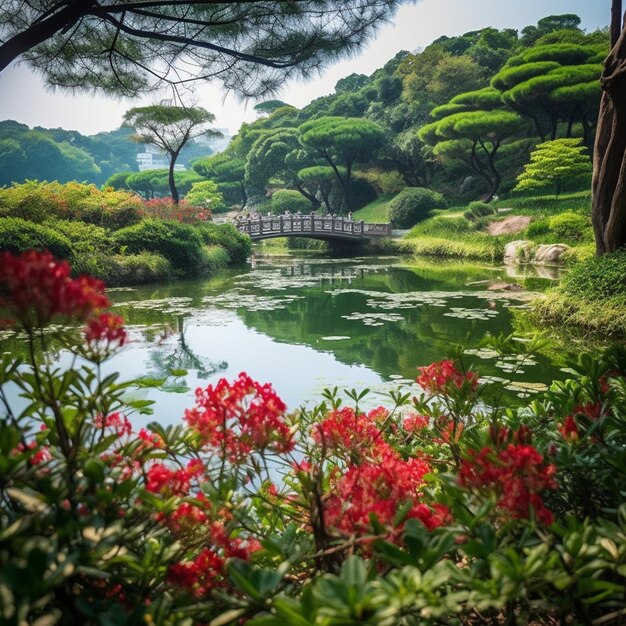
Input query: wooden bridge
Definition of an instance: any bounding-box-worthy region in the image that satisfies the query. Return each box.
[235,214,392,242]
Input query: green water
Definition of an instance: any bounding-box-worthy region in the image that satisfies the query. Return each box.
[1,254,577,427]
[49,254,570,428]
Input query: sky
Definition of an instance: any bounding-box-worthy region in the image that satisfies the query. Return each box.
[0,0,611,136]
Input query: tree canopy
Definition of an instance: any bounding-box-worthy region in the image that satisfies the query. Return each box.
[0,0,407,97]
[124,105,216,203]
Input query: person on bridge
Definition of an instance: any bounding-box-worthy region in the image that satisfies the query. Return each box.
[348,211,353,220]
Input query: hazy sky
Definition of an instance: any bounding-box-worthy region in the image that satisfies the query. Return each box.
[0,0,611,136]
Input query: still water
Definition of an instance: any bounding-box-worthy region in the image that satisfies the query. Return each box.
[79,254,574,428]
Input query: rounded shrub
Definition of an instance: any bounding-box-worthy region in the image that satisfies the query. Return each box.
[194,223,251,264]
[388,187,447,228]
[562,250,626,300]
[547,212,592,243]
[464,201,495,221]
[271,190,312,215]
[0,217,73,259]
[112,219,210,278]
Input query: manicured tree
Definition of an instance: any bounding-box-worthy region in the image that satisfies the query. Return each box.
[0,1,406,97]
[124,106,217,204]
[253,100,289,116]
[592,0,626,254]
[514,138,591,198]
[297,166,343,212]
[491,43,604,147]
[420,88,526,201]
[245,128,320,208]
[192,153,247,208]
[298,117,385,212]
[104,171,133,191]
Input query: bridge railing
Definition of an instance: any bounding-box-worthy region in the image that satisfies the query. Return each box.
[235,214,391,239]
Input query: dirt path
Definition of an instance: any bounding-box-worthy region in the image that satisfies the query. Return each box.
[488,215,531,236]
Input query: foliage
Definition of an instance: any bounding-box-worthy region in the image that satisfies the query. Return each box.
[185,181,225,212]
[464,200,495,221]
[111,219,214,278]
[562,250,626,300]
[0,217,73,258]
[192,153,247,208]
[0,1,407,97]
[388,187,447,228]
[5,251,626,624]
[525,211,593,244]
[138,198,212,223]
[193,223,252,265]
[0,181,142,229]
[270,189,312,215]
[514,138,592,197]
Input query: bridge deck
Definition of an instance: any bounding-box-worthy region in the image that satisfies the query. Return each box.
[236,215,392,241]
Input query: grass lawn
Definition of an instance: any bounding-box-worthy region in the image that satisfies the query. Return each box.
[352,195,393,222]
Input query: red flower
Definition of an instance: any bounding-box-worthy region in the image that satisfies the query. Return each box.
[417,360,479,395]
[325,450,447,541]
[0,250,109,328]
[145,459,204,496]
[314,407,391,460]
[559,416,579,442]
[94,411,132,437]
[459,444,556,525]
[184,373,292,461]
[84,312,127,350]
[403,413,430,432]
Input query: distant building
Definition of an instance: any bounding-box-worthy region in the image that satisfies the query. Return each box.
[136,145,185,171]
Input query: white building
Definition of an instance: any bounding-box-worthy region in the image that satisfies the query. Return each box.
[136,145,186,172]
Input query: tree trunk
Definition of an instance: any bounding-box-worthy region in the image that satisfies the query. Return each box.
[591,3,626,254]
[169,150,180,204]
[239,180,247,209]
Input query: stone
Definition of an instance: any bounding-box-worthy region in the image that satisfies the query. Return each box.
[503,240,533,264]
[533,243,570,265]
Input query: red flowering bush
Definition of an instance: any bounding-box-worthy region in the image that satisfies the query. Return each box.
[3,252,626,625]
[139,197,212,223]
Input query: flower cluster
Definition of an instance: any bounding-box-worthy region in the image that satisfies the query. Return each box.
[84,312,127,351]
[459,442,557,525]
[94,411,132,437]
[139,198,211,223]
[145,459,204,496]
[184,373,293,461]
[314,406,390,460]
[417,359,479,395]
[325,449,448,540]
[0,250,109,327]
[559,402,605,442]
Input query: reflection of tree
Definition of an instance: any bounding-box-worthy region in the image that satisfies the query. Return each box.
[147,316,227,382]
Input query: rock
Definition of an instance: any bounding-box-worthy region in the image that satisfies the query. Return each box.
[533,243,570,265]
[487,282,523,291]
[504,240,533,264]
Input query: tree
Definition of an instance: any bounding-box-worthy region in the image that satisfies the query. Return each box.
[124,106,217,204]
[298,117,385,211]
[0,1,406,97]
[420,89,526,201]
[254,101,289,116]
[193,153,247,209]
[491,43,604,147]
[297,166,342,212]
[185,181,225,212]
[514,138,591,198]
[592,1,626,254]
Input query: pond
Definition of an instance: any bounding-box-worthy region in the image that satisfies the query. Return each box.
[0,254,579,428]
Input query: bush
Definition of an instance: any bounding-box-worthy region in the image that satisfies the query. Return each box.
[409,215,475,237]
[139,197,212,223]
[271,190,312,215]
[0,181,143,229]
[90,252,173,285]
[388,187,447,228]
[194,222,251,264]
[348,174,379,211]
[526,211,593,244]
[0,217,73,258]
[562,250,626,300]
[185,180,225,213]
[464,200,495,221]
[112,219,211,278]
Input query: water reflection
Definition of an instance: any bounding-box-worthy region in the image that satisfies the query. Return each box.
[1,256,576,427]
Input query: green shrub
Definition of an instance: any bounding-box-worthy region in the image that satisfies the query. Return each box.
[184,180,225,213]
[193,223,251,264]
[388,187,447,228]
[112,219,210,278]
[525,212,593,244]
[271,190,312,215]
[0,181,142,229]
[562,250,626,300]
[464,201,495,221]
[0,217,73,258]
[409,215,475,237]
[85,252,173,285]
